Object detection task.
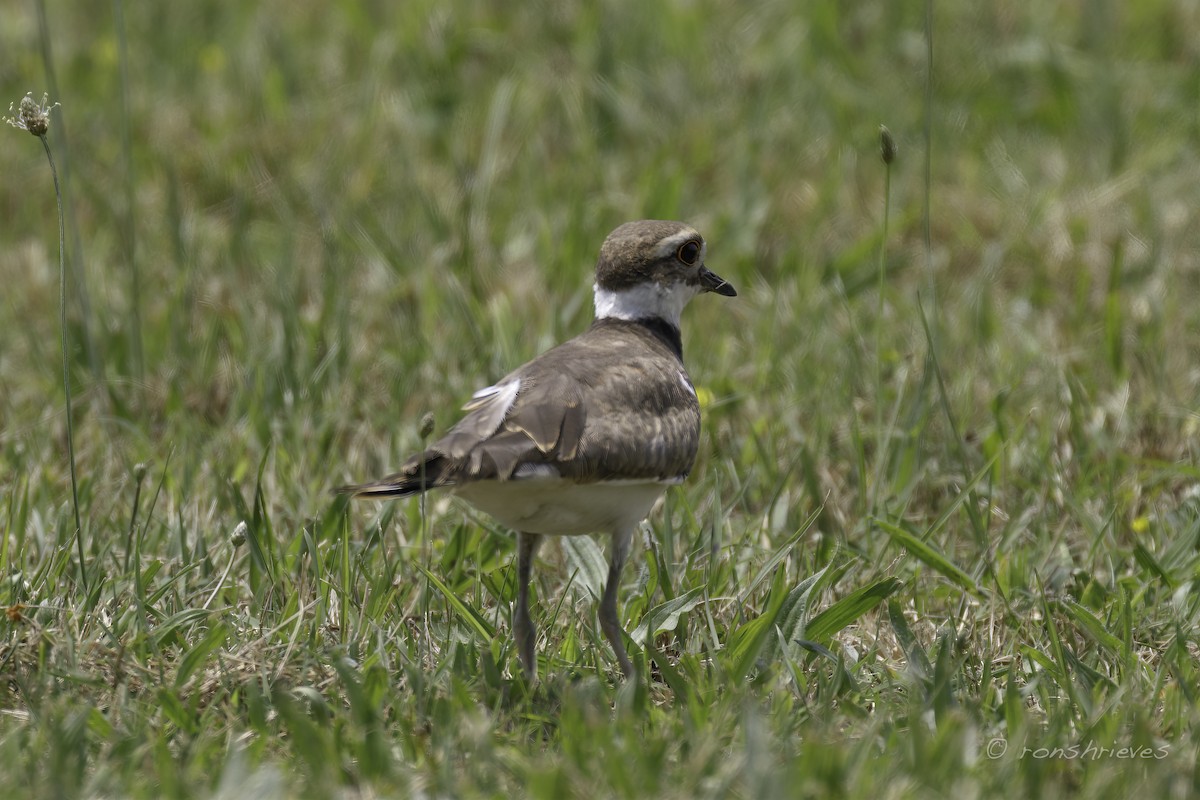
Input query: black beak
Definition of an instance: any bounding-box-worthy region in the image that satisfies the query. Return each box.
[699,266,737,297]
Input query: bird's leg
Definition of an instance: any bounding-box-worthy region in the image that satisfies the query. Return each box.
[514,531,543,680]
[599,526,636,678]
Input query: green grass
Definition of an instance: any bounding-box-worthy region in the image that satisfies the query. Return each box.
[3,0,1200,796]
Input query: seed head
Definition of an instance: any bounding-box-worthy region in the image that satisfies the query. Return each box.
[5,92,58,138]
[879,125,897,165]
[419,412,436,440]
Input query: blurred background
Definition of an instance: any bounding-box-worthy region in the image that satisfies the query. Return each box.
[2,0,1198,596]
[3,1,1200,794]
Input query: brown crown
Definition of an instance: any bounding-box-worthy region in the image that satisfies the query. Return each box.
[594,220,702,291]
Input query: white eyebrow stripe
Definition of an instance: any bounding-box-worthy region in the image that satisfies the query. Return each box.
[653,228,703,259]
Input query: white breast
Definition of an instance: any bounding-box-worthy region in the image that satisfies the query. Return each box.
[454,478,670,536]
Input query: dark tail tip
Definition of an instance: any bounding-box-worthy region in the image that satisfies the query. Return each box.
[335,480,426,499]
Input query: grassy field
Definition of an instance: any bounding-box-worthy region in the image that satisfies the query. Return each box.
[3,0,1199,796]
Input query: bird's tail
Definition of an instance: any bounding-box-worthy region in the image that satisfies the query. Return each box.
[336,478,425,499]
[337,453,447,499]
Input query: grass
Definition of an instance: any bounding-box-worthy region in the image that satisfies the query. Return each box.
[2,0,1199,796]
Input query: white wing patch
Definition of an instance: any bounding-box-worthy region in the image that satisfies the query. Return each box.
[458,378,520,437]
[678,370,697,399]
[464,378,520,410]
[513,463,562,480]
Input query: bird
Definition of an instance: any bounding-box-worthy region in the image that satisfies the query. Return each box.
[341,220,736,679]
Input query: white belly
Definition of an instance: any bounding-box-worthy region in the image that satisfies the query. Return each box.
[454,478,670,535]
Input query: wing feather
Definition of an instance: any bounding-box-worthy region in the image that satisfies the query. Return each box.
[342,319,701,497]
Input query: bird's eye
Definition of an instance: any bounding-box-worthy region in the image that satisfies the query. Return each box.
[677,241,701,265]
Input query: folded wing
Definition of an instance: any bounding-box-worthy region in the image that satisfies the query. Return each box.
[340,322,700,497]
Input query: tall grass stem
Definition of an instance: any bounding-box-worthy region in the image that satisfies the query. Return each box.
[874,127,895,510]
[922,0,935,323]
[114,0,144,380]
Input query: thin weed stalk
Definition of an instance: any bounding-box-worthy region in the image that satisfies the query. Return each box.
[35,0,101,384]
[923,0,935,316]
[44,132,87,593]
[6,94,87,593]
[419,411,435,668]
[874,126,896,511]
[114,0,145,381]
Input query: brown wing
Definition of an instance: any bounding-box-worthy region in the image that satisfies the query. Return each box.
[341,319,700,497]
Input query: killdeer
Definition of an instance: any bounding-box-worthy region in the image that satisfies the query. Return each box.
[342,220,736,679]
